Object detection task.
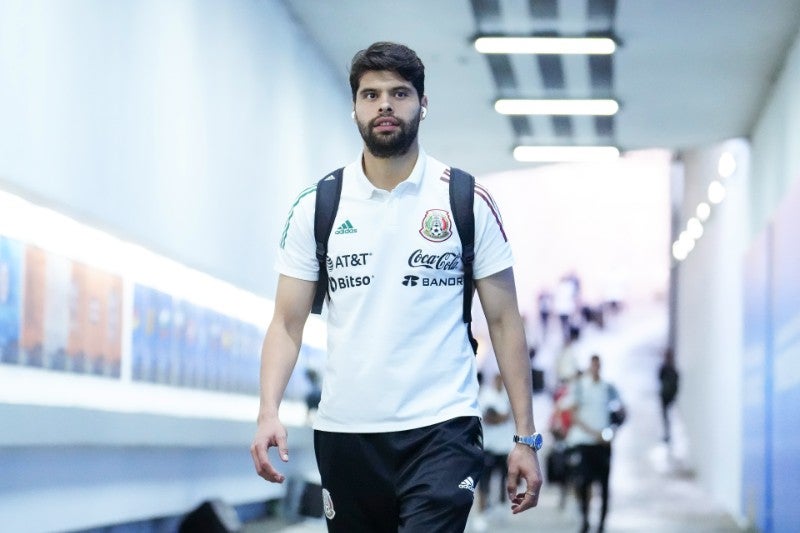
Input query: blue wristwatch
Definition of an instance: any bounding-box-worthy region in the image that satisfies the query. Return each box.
[513,432,544,450]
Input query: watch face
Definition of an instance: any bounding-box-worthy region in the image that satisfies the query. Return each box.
[533,433,543,449]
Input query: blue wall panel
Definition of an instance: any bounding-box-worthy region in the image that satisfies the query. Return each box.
[770,177,800,533]
[0,236,23,363]
[742,227,771,531]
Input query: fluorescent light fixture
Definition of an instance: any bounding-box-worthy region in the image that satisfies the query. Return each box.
[687,217,704,239]
[475,36,616,55]
[718,151,737,178]
[0,188,273,327]
[513,145,620,163]
[495,99,619,116]
[678,231,696,253]
[696,202,711,221]
[708,180,726,204]
[672,241,688,261]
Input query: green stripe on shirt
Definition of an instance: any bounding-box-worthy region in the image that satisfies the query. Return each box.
[279,185,317,249]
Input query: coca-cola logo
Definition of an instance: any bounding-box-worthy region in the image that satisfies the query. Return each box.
[407,249,461,271]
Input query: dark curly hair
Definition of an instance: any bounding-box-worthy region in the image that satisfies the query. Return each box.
[349,42,425,102]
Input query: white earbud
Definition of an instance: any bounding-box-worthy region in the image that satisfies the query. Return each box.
[351,111,356,120]
[421,107,427,119]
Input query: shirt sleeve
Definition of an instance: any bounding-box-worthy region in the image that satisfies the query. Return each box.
[471,180,514,279]
[274,185,319,281]
[607,383,621,403]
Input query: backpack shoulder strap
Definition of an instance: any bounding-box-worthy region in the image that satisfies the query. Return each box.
[448,167,478,354]
[311,167,344,315]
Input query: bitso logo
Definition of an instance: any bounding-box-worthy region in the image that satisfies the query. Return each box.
[419,209,453,242]
[402,275,419,287]
[334,220,357,235]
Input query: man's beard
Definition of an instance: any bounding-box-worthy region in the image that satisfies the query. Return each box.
[357,111,421,158]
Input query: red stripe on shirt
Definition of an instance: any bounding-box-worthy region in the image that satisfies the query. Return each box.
[440,170,508,242]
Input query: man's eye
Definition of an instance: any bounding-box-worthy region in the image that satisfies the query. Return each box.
[395,90,408,98]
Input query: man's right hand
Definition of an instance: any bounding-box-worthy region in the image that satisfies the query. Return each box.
[250,416,290,483]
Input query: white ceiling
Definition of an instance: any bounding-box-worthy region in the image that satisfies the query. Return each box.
[283,0,800,176]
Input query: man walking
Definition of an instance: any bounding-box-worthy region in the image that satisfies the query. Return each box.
[251,42,542,532]
[566,354,623,533]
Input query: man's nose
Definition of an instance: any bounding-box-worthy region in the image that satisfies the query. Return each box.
[379,98,392,113]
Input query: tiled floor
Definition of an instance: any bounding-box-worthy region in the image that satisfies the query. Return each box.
[246,301,742,532]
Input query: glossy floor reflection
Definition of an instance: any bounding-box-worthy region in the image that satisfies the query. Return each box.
[250,300,742,532]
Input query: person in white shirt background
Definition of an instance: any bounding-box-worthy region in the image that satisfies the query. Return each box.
[564,354,623,533]
[473,372,515,530]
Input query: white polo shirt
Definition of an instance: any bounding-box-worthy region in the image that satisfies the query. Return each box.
[276,149,514,432]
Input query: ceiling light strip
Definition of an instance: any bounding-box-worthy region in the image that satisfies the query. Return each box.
[513,146,620,163]
[475,37,616,55]
[496,99,619,116]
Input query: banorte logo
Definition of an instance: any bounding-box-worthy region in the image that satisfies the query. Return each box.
[402,275,419,286]
[401,274,462,288]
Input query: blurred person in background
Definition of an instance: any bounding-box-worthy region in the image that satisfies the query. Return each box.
[473,373,514,531]
[537,288,552,336]
[548,372,577,511]
[304,368,322,424]
[564,354,624,533]
[658,348,679,443]
[554,273,579,342]
[551,325,580,512]
[556,325,581,384]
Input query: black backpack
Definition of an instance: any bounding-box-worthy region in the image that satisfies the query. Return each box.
[311,166,478,353]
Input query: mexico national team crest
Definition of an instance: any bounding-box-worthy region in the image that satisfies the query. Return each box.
[419,209,453,242]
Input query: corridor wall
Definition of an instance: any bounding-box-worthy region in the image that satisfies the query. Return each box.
[766,180,800,532]
[740,175,800,533]
[0,1,360,531]
[742,228,771,532]
[674,138,748,520]
[746,22,800,533]
[675,23,800,532]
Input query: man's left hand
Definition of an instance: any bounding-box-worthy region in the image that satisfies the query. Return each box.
[506,444,544,514]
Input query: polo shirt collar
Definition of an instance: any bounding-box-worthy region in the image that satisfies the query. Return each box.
[349,147,428,199]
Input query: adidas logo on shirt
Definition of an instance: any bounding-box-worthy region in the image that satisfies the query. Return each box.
[334,220,357,234]
[458,476,476,493]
